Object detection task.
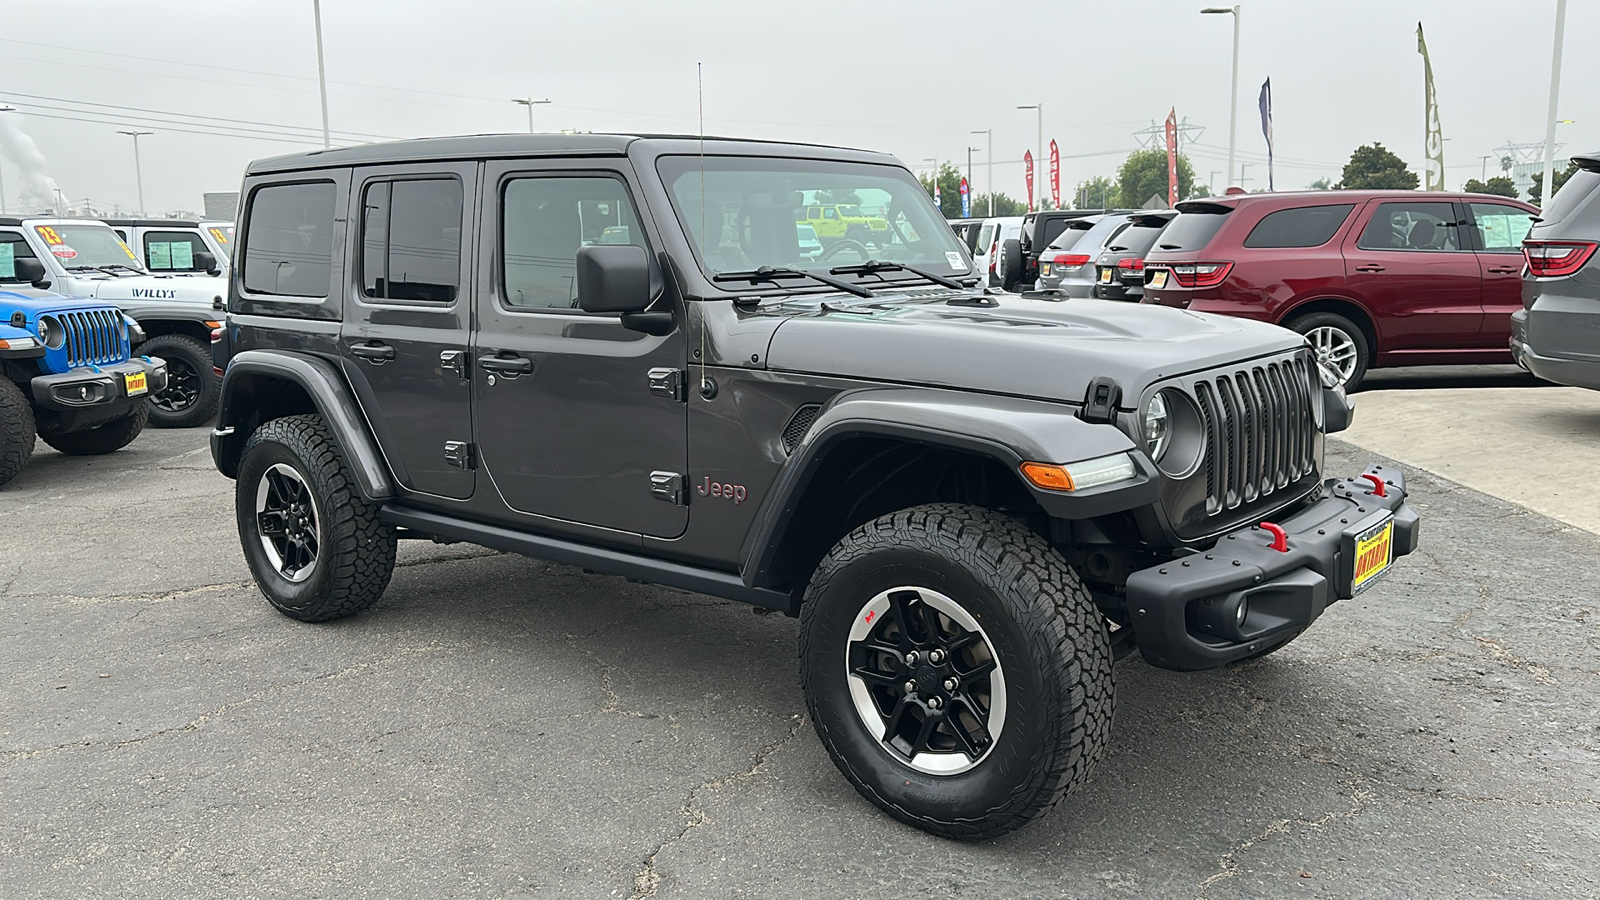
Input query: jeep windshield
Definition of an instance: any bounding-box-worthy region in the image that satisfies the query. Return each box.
[32,223,146,273]
[657,155,970,287]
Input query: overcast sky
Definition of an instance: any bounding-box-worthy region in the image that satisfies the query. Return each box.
[0,0,1590,215]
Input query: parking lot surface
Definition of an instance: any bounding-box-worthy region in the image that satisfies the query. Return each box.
[3,398,1598,898]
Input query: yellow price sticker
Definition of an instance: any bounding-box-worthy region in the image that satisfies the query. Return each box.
[119,240,139,261]
[35,225,63,245]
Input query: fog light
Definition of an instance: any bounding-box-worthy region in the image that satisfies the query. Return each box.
[1235,597,1249,626]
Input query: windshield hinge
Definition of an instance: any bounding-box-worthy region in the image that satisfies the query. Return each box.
[650,471,686,505]
[648,367,687,402]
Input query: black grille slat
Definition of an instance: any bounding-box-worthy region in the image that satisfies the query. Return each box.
[1187,352,1320,519]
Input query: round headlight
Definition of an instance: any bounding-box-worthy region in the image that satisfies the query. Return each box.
[37,315,64,350]
[1142,391,1171,461]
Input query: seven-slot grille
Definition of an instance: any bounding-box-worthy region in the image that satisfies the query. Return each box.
[1191,353,1318,515]
[57,309,125,368]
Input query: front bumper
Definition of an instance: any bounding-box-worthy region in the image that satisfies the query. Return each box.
[30,357,168,412]
[1125,464,1419,670]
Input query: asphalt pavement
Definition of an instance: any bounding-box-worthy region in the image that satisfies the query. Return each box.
[2,383,1597,899]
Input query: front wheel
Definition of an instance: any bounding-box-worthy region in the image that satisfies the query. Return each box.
[0,379,37,486]
[236,414,396,622]
[1288,311,1369,391]
[140,334,220,428]
[799,503,1114,839]
[39,403,147,456]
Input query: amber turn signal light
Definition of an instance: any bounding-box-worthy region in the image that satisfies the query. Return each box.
[1020,462,1075,491]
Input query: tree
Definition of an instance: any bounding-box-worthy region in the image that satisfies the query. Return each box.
[1307,177,1334,191]
[1462,176,1517,198]
[815,189,863,205]
[1073,176,1118,209]
[974,192,1028,216]
[1114,148,1195,210]
[1335,143,1418,190]
[917,162,966,218]
[1528,160,1580,205]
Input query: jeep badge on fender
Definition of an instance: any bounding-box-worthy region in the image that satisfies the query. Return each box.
[209,133,1419,840]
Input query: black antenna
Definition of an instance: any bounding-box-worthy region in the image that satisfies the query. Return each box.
[697,62,708,393]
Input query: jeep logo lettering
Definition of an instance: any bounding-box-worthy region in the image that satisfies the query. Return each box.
[130,289,179,299]
[696,476,747,504]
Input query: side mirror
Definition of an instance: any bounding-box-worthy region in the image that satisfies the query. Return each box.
[14,258,50,290]
[576,244,652,314]
[193,250,221,277]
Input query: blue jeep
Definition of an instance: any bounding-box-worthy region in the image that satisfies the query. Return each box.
[0,288,168,486]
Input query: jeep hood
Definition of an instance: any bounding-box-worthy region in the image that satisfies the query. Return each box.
[764,292,1304,406]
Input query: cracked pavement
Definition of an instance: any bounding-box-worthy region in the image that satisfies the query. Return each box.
[2,396,1599,898]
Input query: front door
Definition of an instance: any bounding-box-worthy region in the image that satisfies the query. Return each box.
[1343,199,1482,353]
[1466,201,1538,349]
[339,163,476,500]
[472,161,688,539]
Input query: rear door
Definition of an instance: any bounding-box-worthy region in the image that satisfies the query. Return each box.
[1343,200,1481,352]
[339,163,477,500]
[1464,201,1537,349]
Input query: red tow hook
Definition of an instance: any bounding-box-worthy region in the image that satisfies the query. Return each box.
[1259,522,1289,552]
[1358,473,1387,497]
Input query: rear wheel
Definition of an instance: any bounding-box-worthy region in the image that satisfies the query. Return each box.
[999,238,1024,291]
[1288,311,1369,390]
[39,403,147,456]
[237,415,396,622]
[140,334,220,428]
[0,379,37,487]
[799,503,1114,839]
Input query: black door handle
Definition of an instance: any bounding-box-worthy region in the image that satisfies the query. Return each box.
[479,354,533,376]
[1488,266,1520,274]
[349,342,395,363]
[1354,264,1386,273]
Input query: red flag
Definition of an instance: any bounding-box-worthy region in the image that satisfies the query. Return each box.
[1049,140,1061,209]
[1024,150,1035,212]
[1165,108,1179,207]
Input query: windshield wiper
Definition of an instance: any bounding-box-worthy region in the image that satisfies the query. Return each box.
[713,266,875,298]
[829,259,963,289]
[66,265,133,277]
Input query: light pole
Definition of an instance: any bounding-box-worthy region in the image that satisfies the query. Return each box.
[971,129,993,215]
[311,0,331,148]
[1017,104,1042,210]
[1201,6,1241,187]
[966,146,983,216]
[1541,0,1567,207]
[512,98,551,133]
[116,130,153,215]
[1479,155,1494,182]
[0,106,15,215]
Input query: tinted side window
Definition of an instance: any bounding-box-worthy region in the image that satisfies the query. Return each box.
[1357,202,1460,251]
[1468,203,1536,252]
[1152,211,1228,251]
[0,230,40,282]
[143,231,209,271]
[360,178,462,303]
[242,182,336,297]
[1039,218,1070,248]
[1242,204,1354,248]
[501,176,645,311]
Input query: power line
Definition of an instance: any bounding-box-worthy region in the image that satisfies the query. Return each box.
[2,91,399,142]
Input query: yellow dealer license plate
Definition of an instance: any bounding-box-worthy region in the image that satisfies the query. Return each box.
[1099,267,1113,284]
[1150,269,1168,288]
[124,371,147,396]
[1350,516,1394,594]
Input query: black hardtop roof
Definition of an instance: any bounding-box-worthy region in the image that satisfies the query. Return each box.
[246,132,897,175]
[101,217,202,227]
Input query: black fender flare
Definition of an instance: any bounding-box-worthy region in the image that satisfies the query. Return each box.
[210,349,395,501]
[739,387,1160,589]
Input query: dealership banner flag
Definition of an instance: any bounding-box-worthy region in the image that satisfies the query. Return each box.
[1164,108,1178,208]
[960,177,970,217]
[1417,22,1444,191]
[1258,77,1274,192]
[933,181,941,211]
[1024,150,1035,211]
[1049,140,1061,209]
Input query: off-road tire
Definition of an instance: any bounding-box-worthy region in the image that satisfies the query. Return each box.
[0,379,37,487]
[799,503,1114,839]
[1287,311,1369,391]
[237,414,396,622]
[39,403,148,456]
[140,333,221,428]
[999,238,1024,291]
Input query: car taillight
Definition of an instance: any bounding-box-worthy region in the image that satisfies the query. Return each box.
[1167,261,1234,287]
[1117,258,1145,271]
[1524,240,1598,277]
[989,240,999,271]
[1045,252,1092,267]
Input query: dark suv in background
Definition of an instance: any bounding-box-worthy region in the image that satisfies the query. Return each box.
[1513,153,1600,391]
[1093,211,1175,301]
[1142,191,1538,388]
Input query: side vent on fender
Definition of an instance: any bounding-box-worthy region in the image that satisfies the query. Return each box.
[781,404,823,455]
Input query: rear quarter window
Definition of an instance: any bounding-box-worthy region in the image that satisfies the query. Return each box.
[1242,204,1355,248]
[242,181,337,298]
[1153,211,1229,251]
[1538,168,1600,227]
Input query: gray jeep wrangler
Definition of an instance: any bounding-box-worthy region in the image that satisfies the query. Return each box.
[210,134,1419,838]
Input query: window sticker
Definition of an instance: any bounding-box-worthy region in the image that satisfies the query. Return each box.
[148,242,172,269]
[0,242,13,277]
[171,241,194,268]
[35,225,63,245]
[208,227,230,244]
[51,245,78,260]
[945,250,965,269]
[119,239,139,262]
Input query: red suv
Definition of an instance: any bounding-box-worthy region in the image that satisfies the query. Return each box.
[1141,191,1538,388]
